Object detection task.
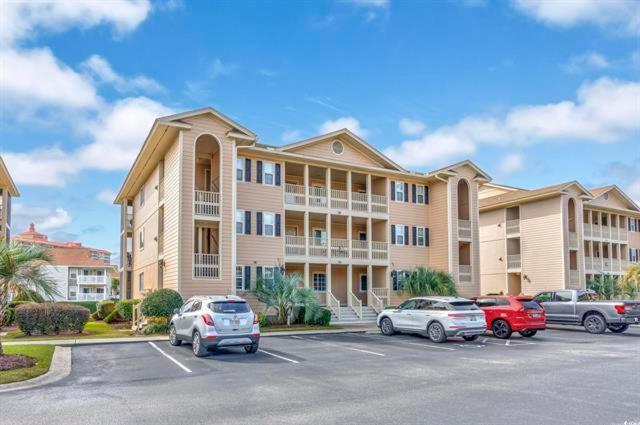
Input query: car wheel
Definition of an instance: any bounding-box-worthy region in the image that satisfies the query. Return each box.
[192,331,208,357]
[244,343,259,354]
[380,317,395,336]
[583,313,606,334]
[492,319,512,339]
[607,324,629,333]
[519,329,537,338]
[427,322,447,343]
[463,335,479,342]
[169,325,182,346]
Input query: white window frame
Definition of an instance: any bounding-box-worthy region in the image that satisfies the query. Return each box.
[313,272,327,292]
[138,272,144,292]
[313,227,327,244]
[263,212,275,236]
[263,161,275,186]
[416,226,426,247]
[139,185,145,207]
[236,209,245,235]
[263,266,276,283]
[236,157,244,181]
[359,273,367,292]
[416,185,425,204]
[139,227,145,250]
[394,224,406,245]
[395,182,405,203]
[236,265,249,291]
[393,271,408,291]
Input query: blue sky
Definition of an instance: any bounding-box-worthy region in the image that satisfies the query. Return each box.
[1,0,639,263]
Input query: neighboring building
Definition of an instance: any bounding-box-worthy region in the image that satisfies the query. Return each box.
[46,247,115,301]
[13,224,111,264]
[115,107,490,317]
[0,155,19,241]
[479,182,640,296]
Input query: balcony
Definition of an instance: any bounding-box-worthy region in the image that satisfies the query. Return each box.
[74,293,110,301]
[284,184,305,206]
[592,225,601,238]
[194,190,220,218]
[77,275,108,285]
[458,220,471,240]
[330,189,348,210]
[283,185,388,215]
[193,254,220,279]
[352,192,368,212]
[125,213,133,231]
[507,254,521,270]
[285,237,388,262]
[619,227,628,241]
[568,232,578,250]
[459,265,472,283]
[506,219,520,235]
[583,224,591,238]
[569,270,580,286]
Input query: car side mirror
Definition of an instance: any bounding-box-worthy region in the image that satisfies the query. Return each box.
[173,308,180,315]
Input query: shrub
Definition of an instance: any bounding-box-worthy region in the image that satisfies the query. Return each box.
[142,316,169,335]
[140,289,182,318]
[309,308,332,326]
[14,303,90,335]
[67,301,99,313]
[116,299,140,321]
[103,309,120,323]
[96,300,116,319]
[90,311,100,320]
[257,312,267,328]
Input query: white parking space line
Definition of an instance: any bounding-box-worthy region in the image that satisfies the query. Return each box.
[506,340,511,346]
[259,349,300,364]
[342,347,385,356]
[148,342,192,373]
[300,336,386,356]
[349,333,456,351]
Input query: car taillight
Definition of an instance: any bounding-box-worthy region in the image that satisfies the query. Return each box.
[448,313,467,318]
[253,313,259,324]
[614,305,625,315]
[201,314,215,326]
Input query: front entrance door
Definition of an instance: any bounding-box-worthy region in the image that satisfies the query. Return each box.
[359,274,368,292]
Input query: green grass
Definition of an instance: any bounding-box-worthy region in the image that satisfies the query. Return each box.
[262,325,341,333]
[0,345,55,384]
[3,321,133,341]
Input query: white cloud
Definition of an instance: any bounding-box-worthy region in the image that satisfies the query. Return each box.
[384,77,640,167]
[319,117,369,138]
[2,147,79,187]
[563,52,610,73]
[80,54,163,93]
[281,130,302,143]
[511,0,640,36]
[12,204,72,233]
[209,58,239,77]
[347,0,389,8]
[499,153,525,174]
[96,189,118,205]
[398,118,426,136]
[0,0,151,47]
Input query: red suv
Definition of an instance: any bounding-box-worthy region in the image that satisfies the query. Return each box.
[472,296,545,339]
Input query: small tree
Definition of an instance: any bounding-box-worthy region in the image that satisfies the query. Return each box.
[587,274,620,300]
[399,267,457,297]
[254,269,320,326]
[111,277,120,297]
[620,263,640,299]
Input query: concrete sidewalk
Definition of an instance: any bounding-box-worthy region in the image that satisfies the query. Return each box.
[1,325,379,346]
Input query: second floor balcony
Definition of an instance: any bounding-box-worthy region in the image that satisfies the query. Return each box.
[285,235,388,263]
[194,190,221,219]
[284,184,388,215]
[76,275,108,285]
[507,254,521,270]
[458,219,471,240]
[583,223,628,242]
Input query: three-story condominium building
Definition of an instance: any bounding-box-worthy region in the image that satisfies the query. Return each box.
[479,182,640,296]
[115,107,490,318]
[0,155,19,241]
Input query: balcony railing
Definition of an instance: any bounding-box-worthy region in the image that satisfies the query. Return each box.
[506,219,520,235]
[74,293,110,301]
[619,228,628,241]
[309,237,328,257]
[76,275,108,285]
[331,238,349,258]
[507,254,521,270]
[330,189,348,210]
[592,225,601,238]
[194,190,220,218]
[194,253,220,279]
[351,240,369,259]
[285,238,388,261]
[285,235,305,256]
[371,287,390,305]
[309,187,328,208]
[458,220,471,239]
[459,265,472,282]
[352,192,368,212]
[610,227,619,241]
[283,184,388,214]
[568,232,578,250]
[583,224,591,238]
[371,194,388,214]
[569,270,580,286]
[285,184,306,206]
[372,241,389,260]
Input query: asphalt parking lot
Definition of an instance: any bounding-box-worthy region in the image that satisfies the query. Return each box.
[1,326,639,425]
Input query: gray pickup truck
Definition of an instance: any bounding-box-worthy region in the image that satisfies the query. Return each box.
[532,289,640,334]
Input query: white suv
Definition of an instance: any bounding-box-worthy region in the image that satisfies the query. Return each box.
[169,295,260,357]
[377,296,486,343]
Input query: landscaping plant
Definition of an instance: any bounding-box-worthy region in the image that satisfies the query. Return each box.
[399,266,457,297]
[116,299,140,321]
[14,303,90,335]
[587,274,622,300]
[96,300,116,319]
[140,289,183,319]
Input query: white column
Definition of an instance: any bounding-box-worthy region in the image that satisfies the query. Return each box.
[304,262,310,289]
[347,215,352,258]
[304,211,309,257]
[326,213,332,259]
[367,217,373,259]
[326,263,332,301]
[367,265,373,298]
[366,174,372,213]
[347,170,352,210]
[327,168,332,209]
[304,164,309,207]
[347,264,353,306]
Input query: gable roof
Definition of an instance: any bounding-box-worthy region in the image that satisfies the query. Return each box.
[425,160,492,182]
[480,181,591,211]
[587,185,640,211]
[158,107,257,139]
[0,155,19,197]
[48,247,111,267]
[279,128,405,172]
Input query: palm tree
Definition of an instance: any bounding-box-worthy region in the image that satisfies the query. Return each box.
[0,243,58,355]
[400,267,457,297]
[586,274,620,300]
[620,263,640,299]
[253,269,320,326]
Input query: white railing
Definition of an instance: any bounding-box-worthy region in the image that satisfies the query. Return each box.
[348,291,363,320]
[194,190,220,217]
[308,187,328,208]
[506,219,520,235]
[372,241,388,260]
[330,189,348,210]
[284,184,306,206]
[331,238,349,258]
[351,192,368,212]
[75,293,109,301]
[610,227,619,241]
[76,275,108,285]
[593,257,603,271]
[285,235,305,256]
[371,194,387,214]
[507,254,521,269]
[569,270,580,286]
[602,259,612,272]
[619,228,628,241]
[568,232,578,250]
[326,291,340,321]
[372,287,390,306]
[592,225,601,238]
[458,219,471,239]
[351,240,369,260]
[585,256,593,271]
[368,289,384,313]
[583,224,591,238]
[194,253,220,279]
[611,260,621,273]
[459,265,472,282]
[309,237,328,257]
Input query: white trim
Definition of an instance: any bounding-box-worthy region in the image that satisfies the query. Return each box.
[177,130,183,294]
[236,208,246,235]
[358,273,367,293]
[236,155,245,182]
[416,226,426,247]
[232,143,237,294]
[262,160,276,186]
[262,212,276,237]
[312,272,327,292]
[331,139,344,156]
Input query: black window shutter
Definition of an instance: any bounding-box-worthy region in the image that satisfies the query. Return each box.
[275,214,281,237]
[412,184,417,203]
[404,226,409,245]
[275,163,281,186]
[245,158,251,182]
[244,266,251,289]
[256,266,263,281]
[404,183,409,202]
[425,228,430,246]
[391,224,396,245]
[412,226,417,246]
[244,210,251,235]
[390,181,396,201]
[256,212,263,235]
[256,161,263,184]
[391,271,397,290]
[425,186,429,204]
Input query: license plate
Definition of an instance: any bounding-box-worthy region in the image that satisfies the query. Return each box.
[225,319,241,326]
[469,316,477,321]
[530,313,540,317]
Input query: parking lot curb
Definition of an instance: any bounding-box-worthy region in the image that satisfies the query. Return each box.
[0,346,71,393]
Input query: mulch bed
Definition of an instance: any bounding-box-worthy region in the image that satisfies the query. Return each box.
[0,354,36,371]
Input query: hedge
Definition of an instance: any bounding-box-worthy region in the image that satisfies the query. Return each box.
[96,300,116,319]
[67,301,99,313]
[142,316,169,335]
[140,289,182,318]
[1,301,36,326]
[296,306,332,326]
[116,299,140,321]
[15,303,90,335]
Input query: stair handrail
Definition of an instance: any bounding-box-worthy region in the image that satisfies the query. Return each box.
[348,291,363,320]
[326,292,341,321]
[368,289,384,314]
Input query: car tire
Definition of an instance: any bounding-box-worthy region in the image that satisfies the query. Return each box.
[192,331,208,357]
[462,335,479,342]
[169,325,182,346]
[492,319,512,339]
[607,324,629,333]
[427,322,447,343]
[519,330,537,338]
[380,317,395,336]
[244,343,259,354]
[583,313,607,334]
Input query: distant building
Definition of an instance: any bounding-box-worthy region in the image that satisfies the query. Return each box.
[0,156,19,241]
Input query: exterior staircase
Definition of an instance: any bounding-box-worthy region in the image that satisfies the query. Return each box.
[331,305,379,325]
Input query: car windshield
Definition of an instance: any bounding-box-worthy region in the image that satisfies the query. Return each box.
[448,301,479,311]
[210,301,250,314]
[519,301,542,310]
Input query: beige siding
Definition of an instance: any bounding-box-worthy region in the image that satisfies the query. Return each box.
[162,136,181,291]
[287,135,387,168]
[479,208,507,294]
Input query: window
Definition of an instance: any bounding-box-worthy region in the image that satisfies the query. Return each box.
[82,288,91,294]
[97,270,104,276]
[211,301,250,314]
[534,292,553,303]
[577,292,598,302]
[393,270,408,291]
[139,185,145,207]
[394,225,406,245]
[416,227,426,246]
[236,266,245,291]
[139,227,145,249]
[448,301,480,311]
[138,272,144,292]
[313,273,326,291]
[398,300,417,310]
[429,301,449,311]
[313,228,327,243]
[96,287,104,294]
[236,209,245,234]
[395,182,405,202]
[416,185,425,204]
[475,298,497,308]
[359,274,367,292]
[262,266,276,284]
[332,140,344,155]
[180,300,194,314]
[191,301,202,312]
[263,212,275,236]
[263,161,275,185]
[236,157,244,181]
[554,291,573,302]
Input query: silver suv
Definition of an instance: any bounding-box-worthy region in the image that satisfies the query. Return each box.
[169,295,260,357]
[377,296,486,343]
